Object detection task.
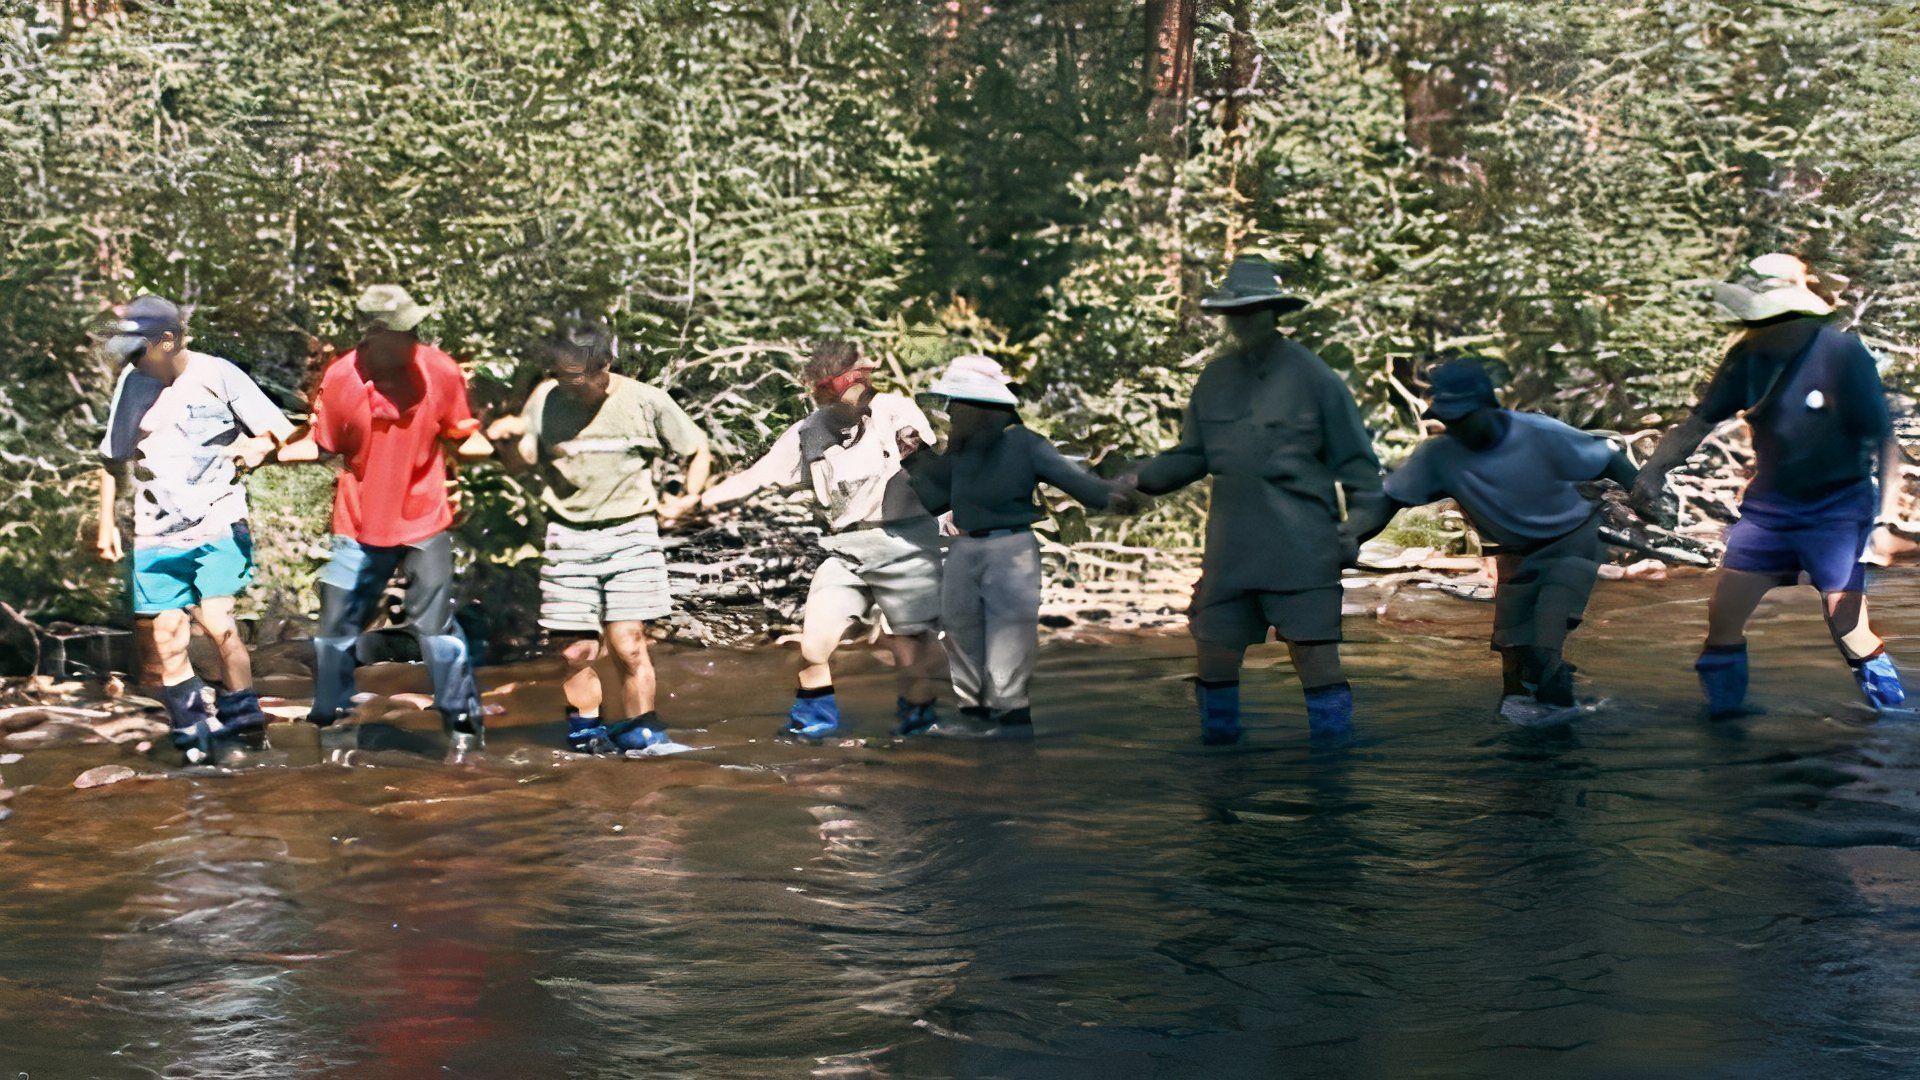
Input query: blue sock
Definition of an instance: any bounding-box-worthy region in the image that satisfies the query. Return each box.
[787,687,840,737]
[1851,651,1907,711]
[1695,644,1749,719]
[1195,680,1242,744]
[608,713,671,751]
[893,697,938,736]
[1304,682,1354,736]
[566,709,611,753]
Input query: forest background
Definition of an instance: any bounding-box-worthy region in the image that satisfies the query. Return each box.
[3,0,1918,645]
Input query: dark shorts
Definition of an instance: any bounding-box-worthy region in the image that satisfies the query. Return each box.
[1489,515,1603,650]
[1189,583,1344,648]
[1722,483,1874,594]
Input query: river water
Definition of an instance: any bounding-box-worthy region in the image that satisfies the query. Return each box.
[3,575,1920,1078]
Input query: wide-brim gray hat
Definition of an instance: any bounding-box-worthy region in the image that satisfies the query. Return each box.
[1199,255,1309,314]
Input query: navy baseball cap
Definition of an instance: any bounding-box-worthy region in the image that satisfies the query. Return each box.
[1422,358,1499,421]
[104,296,185,362]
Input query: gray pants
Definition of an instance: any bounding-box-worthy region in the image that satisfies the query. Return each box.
[941,531,1042,713]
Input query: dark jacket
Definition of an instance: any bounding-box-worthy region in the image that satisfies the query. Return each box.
[904,424,1115,533]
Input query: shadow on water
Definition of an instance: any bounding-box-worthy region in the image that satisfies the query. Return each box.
[3,574,1920,1077]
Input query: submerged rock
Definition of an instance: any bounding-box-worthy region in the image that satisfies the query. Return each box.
[73,765,138,790]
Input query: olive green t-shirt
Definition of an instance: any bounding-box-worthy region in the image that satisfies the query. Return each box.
[518,373,708,524]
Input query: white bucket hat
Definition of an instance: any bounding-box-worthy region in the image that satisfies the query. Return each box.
[928,354,1019,406]
[1711,253,1837,323]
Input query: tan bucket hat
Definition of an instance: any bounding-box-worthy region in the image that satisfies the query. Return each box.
[1711,253,1838,323]
[355,284,435,333]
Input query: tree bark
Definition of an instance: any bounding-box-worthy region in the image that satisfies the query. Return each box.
[1144,0,1196,127]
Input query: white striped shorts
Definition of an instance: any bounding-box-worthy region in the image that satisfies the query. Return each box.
[539,515,672,632]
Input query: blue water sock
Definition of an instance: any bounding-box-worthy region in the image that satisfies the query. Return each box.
[1304,682,1354,736]
[161,677,219,763]
[787,687,840,738]
[1195,680,1242,745]
[1852,652,1907,712]
[1695,644,1749,719]
[893,697,939,736]
[566,709,613,754]
[213,688,267,732]
[608,713,672,751]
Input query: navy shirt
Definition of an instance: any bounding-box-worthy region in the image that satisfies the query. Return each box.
[1695,316,1891,505]
[904,424,1115,533]
[1385,411,1614,548]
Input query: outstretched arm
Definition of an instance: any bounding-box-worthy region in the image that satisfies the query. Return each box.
[1628,414,1712,521]
[1131,402,1208,495]
[1027,432,1121,511]
[899,435,954,516]
[1600,448,1639,490]
[701,426,803,509]
[1343,491,1409,547]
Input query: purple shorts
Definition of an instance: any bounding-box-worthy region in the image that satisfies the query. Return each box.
[1722,483,1874,594]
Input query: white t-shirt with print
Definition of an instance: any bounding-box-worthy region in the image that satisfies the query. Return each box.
[98,351,295,547]
[703,392,937,531]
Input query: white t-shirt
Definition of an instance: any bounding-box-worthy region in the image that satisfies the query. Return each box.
[99,351,295,546]
[703,392,937,531]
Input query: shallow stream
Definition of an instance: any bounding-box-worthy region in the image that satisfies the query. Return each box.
[3,576,1920,1078]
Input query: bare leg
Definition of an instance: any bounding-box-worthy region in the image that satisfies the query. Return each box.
[602,620,657,718]
[1705,569,1778,648]
[190,595,252,689]
[889,630,936,705]
[1288,642,1345,689]
[145,610,195,685]
[798,601,859,691]
[1823,590,1882,662]
[1196,641,1246,683]
[559,635,604,716]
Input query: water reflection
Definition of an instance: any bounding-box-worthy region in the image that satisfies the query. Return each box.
[0,576,1918,1076]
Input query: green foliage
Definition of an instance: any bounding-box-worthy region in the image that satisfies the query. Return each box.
[2,0,1915,621]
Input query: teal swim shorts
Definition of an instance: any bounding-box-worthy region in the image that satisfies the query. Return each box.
[131,522,254,615]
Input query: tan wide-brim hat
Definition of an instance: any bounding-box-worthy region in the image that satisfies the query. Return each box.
[1711,253,1836,322]
[356,284,435,333]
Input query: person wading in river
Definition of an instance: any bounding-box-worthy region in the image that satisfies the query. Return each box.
[698,342,945,739]
[486,321,713,756]
[1342,358,1641,723]
[277,285,495,752]
[1121,255,1385,743]
[94,295,297,764]
[1632,253,1908,718]
[898,355,1139,736]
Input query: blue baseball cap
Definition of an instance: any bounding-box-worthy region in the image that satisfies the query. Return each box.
[1423,358,1499,421]
[104,296,185,361]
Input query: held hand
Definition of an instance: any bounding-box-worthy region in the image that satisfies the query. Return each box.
[1106,483,1147,516]
[1627,470,1670,525]
[658,493,700,527]
[275,437,321,463]
[95,524,123,563]
[484,415,527,443]
[1338,527,1362,569]
[228,435,275,471]
[453,431,494,461]
[896,426,925,458]
[1864,523,1905,567]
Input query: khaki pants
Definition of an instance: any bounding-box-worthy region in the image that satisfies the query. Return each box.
[941,531,1042,713]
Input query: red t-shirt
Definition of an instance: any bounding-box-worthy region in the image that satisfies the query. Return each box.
[312,342,479,547]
